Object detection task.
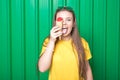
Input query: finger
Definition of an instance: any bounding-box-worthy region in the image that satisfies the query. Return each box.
[53,28,61,32]
[54,31,62,37]
[52,27,61,33]
[54,34,62,38]
[50,26,62,39]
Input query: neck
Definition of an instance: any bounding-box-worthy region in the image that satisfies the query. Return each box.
[61,35,71,41]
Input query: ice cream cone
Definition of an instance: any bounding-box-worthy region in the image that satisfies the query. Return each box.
[56,17,63,40]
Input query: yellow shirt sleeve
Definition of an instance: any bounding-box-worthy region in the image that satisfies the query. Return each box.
[40,38,49,56]
[81,38,92,60]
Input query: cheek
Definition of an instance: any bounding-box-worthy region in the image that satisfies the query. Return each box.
[68,23,73,30]
[68,26,73,34]
[69,27,73,33]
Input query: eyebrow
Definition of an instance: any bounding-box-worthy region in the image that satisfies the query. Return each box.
[66,17,73,19]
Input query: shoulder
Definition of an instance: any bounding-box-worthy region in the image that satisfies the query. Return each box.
[81,37,92,60]
[43,37,50,46]
[81,37,88,44]
[81,37,89,48]
[44,37,50,42]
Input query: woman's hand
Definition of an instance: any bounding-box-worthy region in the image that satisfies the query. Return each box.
[50,26,62,42]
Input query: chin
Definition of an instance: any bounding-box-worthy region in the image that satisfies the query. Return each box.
[62,33,70,37]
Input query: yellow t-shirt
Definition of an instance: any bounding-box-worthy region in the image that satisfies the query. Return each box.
[40,37,92,80]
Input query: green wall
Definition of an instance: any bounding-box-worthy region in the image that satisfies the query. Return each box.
[0,0,120,80]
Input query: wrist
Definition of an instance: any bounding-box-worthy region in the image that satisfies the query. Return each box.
[50,37,56,43]
[46,46,54,53]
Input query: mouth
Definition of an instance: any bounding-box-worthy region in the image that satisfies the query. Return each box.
[62,28,68,34]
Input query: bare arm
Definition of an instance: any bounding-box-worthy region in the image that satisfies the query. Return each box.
[38,39,55,72]
[38,26,62,72]
[86,61,93,80]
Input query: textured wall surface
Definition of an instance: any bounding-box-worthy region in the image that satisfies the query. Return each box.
[0,0,120,80]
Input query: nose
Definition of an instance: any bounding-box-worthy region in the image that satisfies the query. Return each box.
[63,20,66,25]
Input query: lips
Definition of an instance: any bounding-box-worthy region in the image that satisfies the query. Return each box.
[62,28,68,34]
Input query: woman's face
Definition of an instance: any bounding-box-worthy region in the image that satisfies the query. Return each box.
[56,10,74,37]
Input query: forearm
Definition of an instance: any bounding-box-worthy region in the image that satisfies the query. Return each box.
[86,61,93,80]
[38,39,55,72]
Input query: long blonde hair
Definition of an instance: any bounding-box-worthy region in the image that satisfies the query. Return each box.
[53,6,87,79]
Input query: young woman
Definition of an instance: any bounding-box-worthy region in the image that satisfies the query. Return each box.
[38,6,93,80]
